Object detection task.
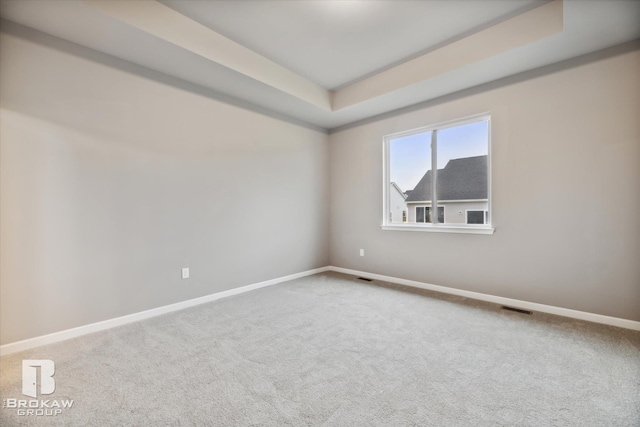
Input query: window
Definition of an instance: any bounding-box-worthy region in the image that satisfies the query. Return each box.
[416,206,444,223]
[383,113,493,234]
[466,210,488,225]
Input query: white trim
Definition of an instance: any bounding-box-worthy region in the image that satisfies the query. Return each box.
[0,267,330,356]
[327,266,640,331]
[384,112,491,140]
[407,199,488,204]
[487,116,493,230]
[5,264,636,356]
[415,205,445,224]
[381,224,495,234]
[382,137,391,227]
[382,113,493,230]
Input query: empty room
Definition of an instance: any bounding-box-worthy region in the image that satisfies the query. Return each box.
[1,0,639,425]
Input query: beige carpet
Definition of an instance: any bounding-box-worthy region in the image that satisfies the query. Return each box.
[1,272,639,426]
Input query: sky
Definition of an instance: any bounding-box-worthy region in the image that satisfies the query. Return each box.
[390,120,488,192]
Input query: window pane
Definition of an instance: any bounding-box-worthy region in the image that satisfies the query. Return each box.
[389,132,432,224]
[467,210,485,224]
[436,121,489,225]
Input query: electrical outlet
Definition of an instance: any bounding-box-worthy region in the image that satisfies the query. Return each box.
[181,268,189,279]
[359,249,364,257]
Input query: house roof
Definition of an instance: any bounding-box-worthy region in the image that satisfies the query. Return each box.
[405,155,487,202]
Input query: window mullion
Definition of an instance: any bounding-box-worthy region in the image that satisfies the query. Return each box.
[431,130,438,224]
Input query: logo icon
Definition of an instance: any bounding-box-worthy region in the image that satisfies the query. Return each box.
[22,360,55,398]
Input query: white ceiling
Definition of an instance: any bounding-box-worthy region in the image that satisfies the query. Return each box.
[159,0,543,90]
[1,0,639,131]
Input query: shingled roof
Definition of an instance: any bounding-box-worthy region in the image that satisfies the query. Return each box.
[405,155,487,202]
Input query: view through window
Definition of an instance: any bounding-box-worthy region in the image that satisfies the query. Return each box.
[385,115,490,228]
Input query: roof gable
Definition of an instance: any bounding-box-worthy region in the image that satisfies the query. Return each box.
[405,155,488,202]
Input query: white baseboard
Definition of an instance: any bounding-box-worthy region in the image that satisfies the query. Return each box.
[328,266,640,331]
[0,266,330,356]
[3,264,637,356]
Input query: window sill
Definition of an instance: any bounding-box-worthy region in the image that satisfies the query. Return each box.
[381,224,495,235]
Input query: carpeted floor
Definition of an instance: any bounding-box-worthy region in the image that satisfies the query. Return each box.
[1,272,639,426]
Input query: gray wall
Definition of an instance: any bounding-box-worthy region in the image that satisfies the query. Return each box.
[0,31,329,345]
[329,49,640,321]
[1,26,639,348]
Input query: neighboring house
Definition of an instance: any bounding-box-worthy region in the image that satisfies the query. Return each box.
[406,155,488,224]
[389,182,408,223]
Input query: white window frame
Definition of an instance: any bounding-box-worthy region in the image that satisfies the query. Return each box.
[465,209,488,225]
[415,205,445,224]
[382,113,494,235]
